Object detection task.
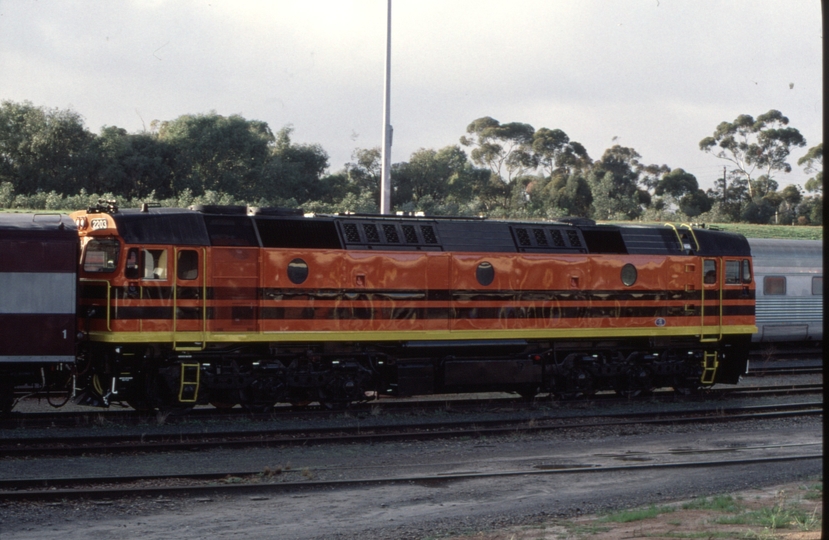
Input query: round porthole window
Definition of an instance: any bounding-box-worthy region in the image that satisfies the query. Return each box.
[287,258,309,284]
[476,261,495,286]
[621,263,637,287]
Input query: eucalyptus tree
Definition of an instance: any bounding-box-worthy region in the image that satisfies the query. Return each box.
[653,168,712,218]
[459,117,537,183]
[391,145,469,209]
[587,145,653,220]
[263,125,330,204]
[531,127,591,178]
[699,110,806,200]
[157,112,275,198]
[799,142,823,194]
[796,142,823,224]
[91,126,175,199]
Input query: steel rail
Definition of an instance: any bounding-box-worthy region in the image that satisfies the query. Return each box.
[0,402,821,458]
[0,453,821,502]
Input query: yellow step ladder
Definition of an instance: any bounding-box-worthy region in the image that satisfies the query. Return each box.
[701,351,719,385]
[178,363,201,403]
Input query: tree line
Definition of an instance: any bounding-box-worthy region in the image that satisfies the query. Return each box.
[0,100,822,225]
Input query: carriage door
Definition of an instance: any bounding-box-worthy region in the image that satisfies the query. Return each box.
[173,248,206,347]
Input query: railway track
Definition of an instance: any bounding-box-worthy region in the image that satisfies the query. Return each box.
[0,400,821,459]
[0,443,820,502]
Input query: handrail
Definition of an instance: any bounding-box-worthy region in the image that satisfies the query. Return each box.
[679,223,701,252]
[664,223,683,249]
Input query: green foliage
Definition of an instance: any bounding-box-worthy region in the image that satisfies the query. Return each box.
[587,145,657,219]
[699,109,807,199]
[681,495,742,513]
[600,504,675,523]
[91,126,176,199]
[264,126,330,204]
[531,127,592,178]
[157,112,275,198]
[460,116,537,183]
[0,100,96,195]
[547,173,592,217]
[703,223,822,240]
[0,100,818,228]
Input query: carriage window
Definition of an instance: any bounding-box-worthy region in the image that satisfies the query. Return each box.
[83,239,120,273]
[177,250,199,280]
[812,276,823,295]
[725,261,741,285]
[703,260,717,284]
[741,259,752,284]
[142,249,168,280]
[763,276,786,295]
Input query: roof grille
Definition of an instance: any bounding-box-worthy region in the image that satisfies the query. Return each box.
[421,225,437,243]
[550,230,565,247]
[533,229,548,246]
[363,223,381,243]
[383,224,400,243]
[515,228,532,246]
[343,223,360,243]
[567,230,582,247]
[402,225,419,243]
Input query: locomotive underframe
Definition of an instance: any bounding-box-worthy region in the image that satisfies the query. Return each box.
[76,334,750,411]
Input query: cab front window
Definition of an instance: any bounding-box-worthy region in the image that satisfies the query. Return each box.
[82,239,120,273]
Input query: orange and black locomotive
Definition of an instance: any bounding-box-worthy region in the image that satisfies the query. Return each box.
[61,203,756,411]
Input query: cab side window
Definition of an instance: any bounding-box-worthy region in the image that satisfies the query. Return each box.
[142,249,168,280]
[725,261,741,285]
[177,250,199,280]
[125,248,140,279]
[703,260,717,284]
[741,259,752,284]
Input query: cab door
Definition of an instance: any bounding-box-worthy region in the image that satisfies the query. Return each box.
[701,258,722,342]
[173,248,206,344]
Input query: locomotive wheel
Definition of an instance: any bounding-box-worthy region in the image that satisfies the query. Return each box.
[517,386,539,402]
[210,401,237,410]
[615,366,654,398]
[290,400,312,409]
[320,400,349,410]
[243,403,276,414]
[126,399,152,411]
[0,383,14,414]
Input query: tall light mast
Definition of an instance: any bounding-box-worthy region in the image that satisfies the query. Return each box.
[380,0,392,214]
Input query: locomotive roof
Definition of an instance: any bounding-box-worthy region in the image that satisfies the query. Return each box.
[87,205,751,257]
[0,213,77,235]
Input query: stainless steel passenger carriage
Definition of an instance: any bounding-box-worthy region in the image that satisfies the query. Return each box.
[747,238,823,344]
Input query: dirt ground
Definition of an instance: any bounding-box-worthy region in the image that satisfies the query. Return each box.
[442,480,823,540]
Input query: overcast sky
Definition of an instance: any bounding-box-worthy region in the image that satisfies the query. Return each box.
[0,0,822,191]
